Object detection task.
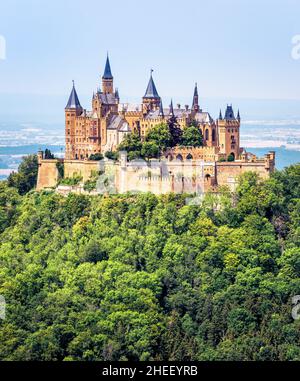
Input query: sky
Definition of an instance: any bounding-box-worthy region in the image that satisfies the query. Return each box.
[0,0,300,119]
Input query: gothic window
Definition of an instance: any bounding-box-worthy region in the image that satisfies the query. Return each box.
[205,129,209,140]
[212,129,216,142]
[186,153,193,160]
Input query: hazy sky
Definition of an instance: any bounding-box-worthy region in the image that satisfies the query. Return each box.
[1,0,300,105]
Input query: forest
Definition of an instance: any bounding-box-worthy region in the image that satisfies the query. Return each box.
[0,158,300,360]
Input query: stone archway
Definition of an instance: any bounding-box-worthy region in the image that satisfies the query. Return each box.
[176,154,183,161]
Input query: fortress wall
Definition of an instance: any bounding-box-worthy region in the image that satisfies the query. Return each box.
[115,159,210,194]
[216,161,271,190]
[37,160,59,190]
[37,152,275,195]
[64,160,102,182]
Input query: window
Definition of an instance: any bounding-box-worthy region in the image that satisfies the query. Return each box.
[212,129,216,142]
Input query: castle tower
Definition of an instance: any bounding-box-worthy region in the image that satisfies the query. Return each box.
[217,105,240,160]
[65,81,83,160]
[192,83,200,112]
[102,54,114,94]
[142,70,161,113]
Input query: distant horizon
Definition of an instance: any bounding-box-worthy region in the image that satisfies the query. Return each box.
[1,0,300,100]
[1,93,300,124]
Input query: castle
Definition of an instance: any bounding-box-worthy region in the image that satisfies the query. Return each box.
[37,55,275,194]
[65,55,241,162]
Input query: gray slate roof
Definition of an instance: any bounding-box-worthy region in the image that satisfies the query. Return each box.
[107,115,130,132]
[143,73,160,99]
[225,105,235,120]
[65,82,82,110]
[195,111,214,124]
[97,92,117,105]
[103,55,113,79]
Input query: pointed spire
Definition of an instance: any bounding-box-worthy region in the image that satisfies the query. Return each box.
[143,69,160,99]
[115,88,120,100]
[237,109,240,120]
[219,109,223,120]
[192,82,199,111]
[102,53,113,79]
[169,99,174,116]
[159,99,164,117]
[65,81,82,110]
[193,82,198,97]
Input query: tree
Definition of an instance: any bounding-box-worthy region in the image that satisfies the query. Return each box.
[168,116,183,147]
[7,154,38,195]
[181,125,203,147]
[89,153,103,161]
[1,164,300,361]
[118,133,142,157]
[105,151,119,161]
[141,141,160,160]
[145,123,172,151]
[44,148,55,159]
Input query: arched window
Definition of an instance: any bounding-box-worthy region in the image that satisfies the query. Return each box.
[205,129,209,140]
[176,154,183,161]
[212,129,216,142]
[186,153,193,160]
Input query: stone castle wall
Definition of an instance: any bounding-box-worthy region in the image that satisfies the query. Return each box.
[37,151,276,194]
[64,160,102,182]
[36,159,59,190]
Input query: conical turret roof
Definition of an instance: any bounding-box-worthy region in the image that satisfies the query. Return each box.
[144,70,160,99]
[65,81,82,110]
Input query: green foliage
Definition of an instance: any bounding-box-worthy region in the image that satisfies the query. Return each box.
[168,117,183,147]
[56,161,64,180]
[7,154,38,195]
[83,171,102,193]
[89,153,103,161]
[117,133,142,159]
[145,123,172,151]
[105,151,119,161]
[0,164,300,360]
[182,125,203,147]
[227,153,235,162]
[59,174,83,186]
[44,148,55,159]
[141,141,160,160]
